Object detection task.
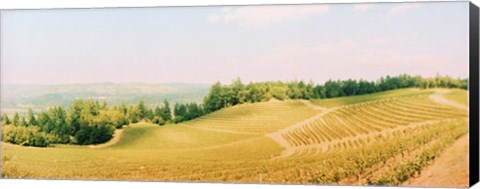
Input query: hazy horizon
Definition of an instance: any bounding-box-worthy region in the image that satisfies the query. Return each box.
[1,2,469,85]
[1,73,470,86]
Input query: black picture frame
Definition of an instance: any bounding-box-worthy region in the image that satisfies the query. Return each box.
[469,2,480,187]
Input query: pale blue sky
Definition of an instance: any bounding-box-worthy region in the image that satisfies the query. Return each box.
[1,2,469,85]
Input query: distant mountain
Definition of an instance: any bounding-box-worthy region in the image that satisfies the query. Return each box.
[1,83,210,115]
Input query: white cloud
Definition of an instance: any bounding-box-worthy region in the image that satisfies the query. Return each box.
[208,5,329,28]
[388,3,421,15]
[353,4,375,12]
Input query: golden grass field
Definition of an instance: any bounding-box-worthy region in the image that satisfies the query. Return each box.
[1,88,469,186]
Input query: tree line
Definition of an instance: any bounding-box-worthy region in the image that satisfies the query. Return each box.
[1,73,468,147]
[1,99,178,147]
[202,74,468,113]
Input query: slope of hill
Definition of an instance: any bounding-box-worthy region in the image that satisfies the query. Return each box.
[1,88,469,186]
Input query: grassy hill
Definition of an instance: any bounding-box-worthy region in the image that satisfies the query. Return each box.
[1,88,469,185]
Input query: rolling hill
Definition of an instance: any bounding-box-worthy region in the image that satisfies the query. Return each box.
[1,88,469,186]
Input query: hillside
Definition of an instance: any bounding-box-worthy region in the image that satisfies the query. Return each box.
[1,88,469,186]
[1,83,209,114]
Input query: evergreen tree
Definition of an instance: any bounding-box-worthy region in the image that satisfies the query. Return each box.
[137,100,147,120]
[37,112,51,132]
[154,106,162,117]
[1,113,10,125]
[161,99,172,121]
[27,108,38,126]
[118,102,128,116]
[68,100,84,136]
[145,108,154,121]
[12,112,20,126]
[20,117,28,126]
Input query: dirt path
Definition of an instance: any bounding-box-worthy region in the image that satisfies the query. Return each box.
[430,89,468,110]
[89,128,125,148]
[403,134,469,187]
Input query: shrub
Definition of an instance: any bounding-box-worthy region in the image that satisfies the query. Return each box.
[2,125,54,147]
[152,116,166,126]
[173,116,184,123]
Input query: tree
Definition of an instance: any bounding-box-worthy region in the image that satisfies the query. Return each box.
[146,108,155,121]
[245,83,265,103]
[343,79,358,96]
[304,81,315,99]
[324,80,343,98]
[37,112,51,132]
[154,106,162,117]
[313,85,326,99]
[185,102,203,121]
[161,99,172,121]
[271,85,289,100]
[74,122,114,145]
[68,100,84,136]
[27,108,38,126]
[137,100,147,120]
[12,112,20,126]
[97,110,128,129]
[359,80,377,94]
[229,77,245,105]
[203,82,224,113]
[118,102,128,116]
[1,113,10,125]
[20,117,28,126]
[287,81,303,99]
[50,107,69,143]
[174,103,187,118]
[127,105,140,123]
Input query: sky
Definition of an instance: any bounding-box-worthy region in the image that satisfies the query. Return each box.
[0,2,470,85]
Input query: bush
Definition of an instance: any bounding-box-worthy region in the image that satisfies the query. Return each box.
[173,116,184,123]
[152,116,166,126]
[2,125,54,147]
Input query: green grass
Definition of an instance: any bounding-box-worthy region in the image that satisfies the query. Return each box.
[310,88,434,108]
[1,88,469,185]
[109,123,258,150]
[443,89,468,106]
[185,100,321,134]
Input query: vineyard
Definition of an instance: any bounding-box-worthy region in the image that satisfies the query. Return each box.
[182,100,321,134]
[1,88,469,187]
[268,91,467,158]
